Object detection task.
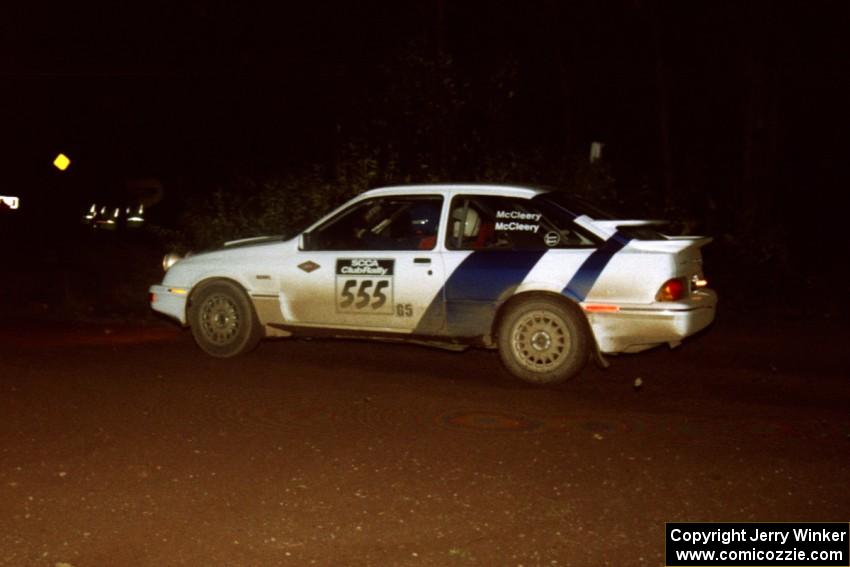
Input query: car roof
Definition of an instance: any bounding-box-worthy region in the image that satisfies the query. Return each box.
[361,184,547,199]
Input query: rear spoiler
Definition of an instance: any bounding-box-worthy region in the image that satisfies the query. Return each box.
[576,216,665,238]
[589,220,712,253]
[597,220,667,227]
[626,235,713,253]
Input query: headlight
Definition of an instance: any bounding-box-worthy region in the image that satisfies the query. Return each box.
[162,252,183,271]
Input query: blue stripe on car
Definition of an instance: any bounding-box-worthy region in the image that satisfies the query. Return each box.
[562,232,632,302]
[414,250,546,336]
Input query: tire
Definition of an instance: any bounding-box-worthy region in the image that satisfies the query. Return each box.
[497,296,589,385]
[188,280,263,357]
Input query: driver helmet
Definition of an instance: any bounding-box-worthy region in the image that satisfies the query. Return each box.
[451,206,481,239]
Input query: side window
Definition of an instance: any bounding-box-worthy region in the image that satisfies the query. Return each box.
[446,195,598,251]
[311,196,443,251]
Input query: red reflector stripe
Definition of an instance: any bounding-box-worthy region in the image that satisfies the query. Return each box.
[583,304,620,313]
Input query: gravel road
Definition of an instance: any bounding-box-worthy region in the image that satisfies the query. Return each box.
[0,316,847,566]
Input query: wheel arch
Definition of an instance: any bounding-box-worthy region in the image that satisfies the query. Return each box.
[185,276,264,357]
[186,276,255,322]
[492,290,594,347]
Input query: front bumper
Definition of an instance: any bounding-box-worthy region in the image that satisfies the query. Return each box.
[587,289,717,353]
[149,284,189,325]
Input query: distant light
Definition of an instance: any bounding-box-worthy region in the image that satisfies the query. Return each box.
[53,153,71,171]
[590,141,604,163]
[127,203,145,227]
[83,203,96,223]
[0,195,20,210]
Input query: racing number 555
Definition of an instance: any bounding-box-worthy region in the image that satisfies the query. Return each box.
[335,258,395,315]
[339,279,389,310]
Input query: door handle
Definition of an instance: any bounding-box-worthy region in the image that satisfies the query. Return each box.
[413,258,431,264]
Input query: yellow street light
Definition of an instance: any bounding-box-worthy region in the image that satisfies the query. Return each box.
[53,153,71,171]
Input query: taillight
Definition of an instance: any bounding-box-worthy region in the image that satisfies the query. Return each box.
[149,292,157,304]
[656,278,686,301]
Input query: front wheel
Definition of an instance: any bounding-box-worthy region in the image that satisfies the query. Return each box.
[497,297,589,385]
[188,280,263,357]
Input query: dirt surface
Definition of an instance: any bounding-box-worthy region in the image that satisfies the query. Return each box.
[0,316,848,566]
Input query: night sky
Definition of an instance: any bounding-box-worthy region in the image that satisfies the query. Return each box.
[2,1,849,272]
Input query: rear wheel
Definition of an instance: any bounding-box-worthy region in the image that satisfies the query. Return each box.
[189,280,262,357]
[497,296,589,384]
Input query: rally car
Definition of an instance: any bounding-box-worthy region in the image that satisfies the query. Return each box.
[149,184,717,384]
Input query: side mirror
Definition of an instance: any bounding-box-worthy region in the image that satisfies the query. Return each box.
[300,232,313,251]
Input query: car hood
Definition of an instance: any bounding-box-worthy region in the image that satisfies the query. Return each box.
[187,237,291,263]
[160,236,299,289]
[221,235,285,249]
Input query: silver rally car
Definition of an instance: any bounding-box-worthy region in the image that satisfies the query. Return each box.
[150,184,717,384]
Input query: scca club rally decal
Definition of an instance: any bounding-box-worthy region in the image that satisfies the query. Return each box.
[335,258,394,315]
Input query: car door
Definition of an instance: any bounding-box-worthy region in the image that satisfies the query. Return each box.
[280,195,446,334]
[436,194,601,336]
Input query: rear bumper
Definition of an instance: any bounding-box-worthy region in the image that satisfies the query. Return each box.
[149,284,188,325]
[587,290,717,353]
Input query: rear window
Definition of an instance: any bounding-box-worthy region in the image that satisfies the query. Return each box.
[533,192,619,220]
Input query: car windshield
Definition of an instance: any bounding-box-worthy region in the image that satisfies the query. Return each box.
[310,195,443,251]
